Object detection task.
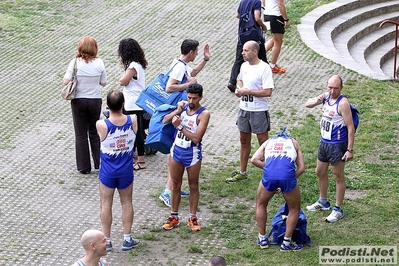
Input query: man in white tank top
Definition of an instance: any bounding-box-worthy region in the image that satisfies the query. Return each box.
[305,75,355,223]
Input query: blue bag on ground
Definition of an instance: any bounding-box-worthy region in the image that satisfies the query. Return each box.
[136,60,187,115]
[145,104,177,154]
[268,202,311,246]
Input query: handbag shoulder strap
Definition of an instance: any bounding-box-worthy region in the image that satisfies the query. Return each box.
[72,58,78,77]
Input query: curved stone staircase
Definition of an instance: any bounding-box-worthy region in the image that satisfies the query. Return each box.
[298,0,399,80]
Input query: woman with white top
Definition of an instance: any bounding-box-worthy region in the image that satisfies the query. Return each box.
[63,36,107,174]
[118,38,148,170]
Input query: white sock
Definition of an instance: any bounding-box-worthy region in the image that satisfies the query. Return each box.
[124,234,131,241]
[283,237,291,245]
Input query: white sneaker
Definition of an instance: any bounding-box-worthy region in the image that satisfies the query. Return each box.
[326,209,344,223]
[306,200,331,211]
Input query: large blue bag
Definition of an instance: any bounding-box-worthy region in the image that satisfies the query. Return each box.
[145,104,177,154]
[136,60,187,115]
[268,203,311,246]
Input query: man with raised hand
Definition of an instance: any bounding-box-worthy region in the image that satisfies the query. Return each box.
[159,39,211,207]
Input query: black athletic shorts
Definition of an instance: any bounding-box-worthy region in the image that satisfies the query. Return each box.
[318,141,347,165]
[264,15,285,34]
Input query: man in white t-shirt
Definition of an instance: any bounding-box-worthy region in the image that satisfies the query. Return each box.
[165,39,210,93]
[159,39,211,207]
[226,40,274,183]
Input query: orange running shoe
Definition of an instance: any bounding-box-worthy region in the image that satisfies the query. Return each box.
[271,65,286,74]
[162,215,180,230]
[187,216,201,231]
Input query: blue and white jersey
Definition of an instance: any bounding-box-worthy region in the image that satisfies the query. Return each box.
[320,94,348,144]
[262,137,297,180]
[173,105,206,149]
[99,116,136,179]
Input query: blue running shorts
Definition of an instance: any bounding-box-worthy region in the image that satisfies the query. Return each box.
[99,175,134,190]
[171,145,202,168]
[262,179,297,193]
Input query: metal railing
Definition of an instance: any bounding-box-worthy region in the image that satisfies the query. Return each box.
[379,20,399,79]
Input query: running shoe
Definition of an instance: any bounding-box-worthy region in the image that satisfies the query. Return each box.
[163,215,180,230]
[225,171,248,183]
[306,200,331,211]
[280,242,303,251]
[187,216,201,231]
[271,65,286,74]
[106,241,113,252]
[257,236,270,249]
[181,190,190,197]
[326,208,344,223]
[121,237,140,251]
[159,191,171,207]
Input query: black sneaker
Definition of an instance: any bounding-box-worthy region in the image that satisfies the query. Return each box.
[121,237,140,251]
[79,169,91,174]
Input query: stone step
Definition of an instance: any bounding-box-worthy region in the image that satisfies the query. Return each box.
[298,0,397,80]
[381,52,399,79]
[350,26,396,74]
[334,12,399,57]
[367,39,398,78]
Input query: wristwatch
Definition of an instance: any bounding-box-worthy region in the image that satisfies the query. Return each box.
[177,124,183,131]
[347,148,353,153]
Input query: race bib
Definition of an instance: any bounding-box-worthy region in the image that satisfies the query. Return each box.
[320,116,332,140]
[240,95,255,109]
[175,130,192,148]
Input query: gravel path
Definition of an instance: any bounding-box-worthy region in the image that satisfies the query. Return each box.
[0,0,363,265]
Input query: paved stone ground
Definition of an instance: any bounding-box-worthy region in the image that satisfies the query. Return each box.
[0,0,365,265]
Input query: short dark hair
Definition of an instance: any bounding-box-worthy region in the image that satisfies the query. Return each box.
[209,255,227,266]
[186,83,203,97]
[181,39,199,55]
[106,89,124,112]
